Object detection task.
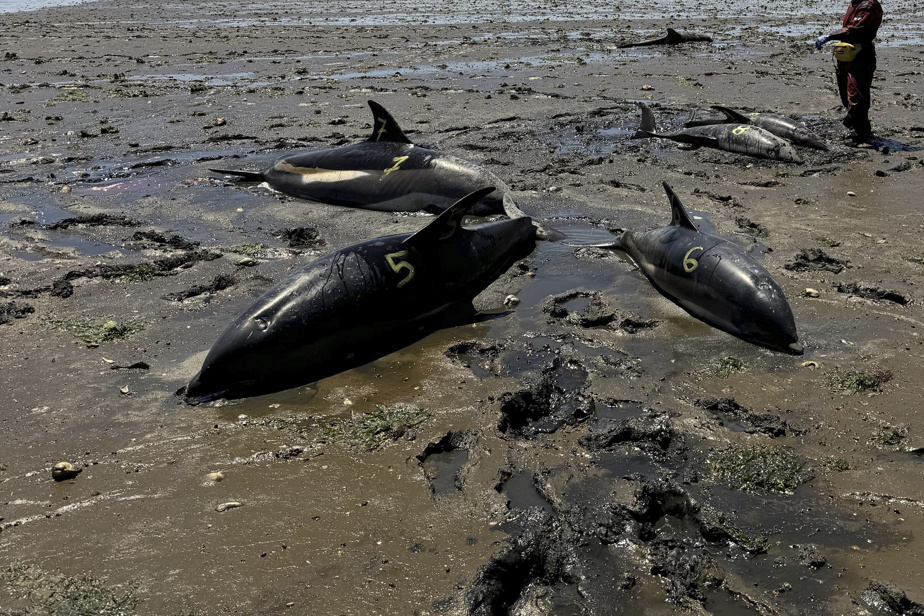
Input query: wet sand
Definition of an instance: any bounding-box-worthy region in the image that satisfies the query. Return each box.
[2,0,924,614]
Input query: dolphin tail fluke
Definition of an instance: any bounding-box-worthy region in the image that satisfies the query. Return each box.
[210,169,265,182]
[502,194,564,242]
[662,181,698,231]
[631,103,658,139]
[711,105,750,124]
[367,100,413,144]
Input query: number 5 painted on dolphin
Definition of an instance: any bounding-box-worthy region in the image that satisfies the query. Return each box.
[385,250,415,287]
[683,246,704,273]
[381,156,409,180]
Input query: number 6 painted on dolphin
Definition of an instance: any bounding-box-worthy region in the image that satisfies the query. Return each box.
[385,250,415,287]
[683,246,704,273]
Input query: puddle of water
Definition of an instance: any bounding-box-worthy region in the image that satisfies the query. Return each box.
[500,471,553,513]
[421,449,470,495]
[3,201,131,259]
[595,399,646,421]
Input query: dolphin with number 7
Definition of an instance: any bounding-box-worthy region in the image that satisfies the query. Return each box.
[210,100,507,216]
[592,182,802,354]
[184,187,536,402]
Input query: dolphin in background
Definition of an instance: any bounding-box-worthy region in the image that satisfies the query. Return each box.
[632,103,803,163]
[184,187,537,402]
[685,105,829,151]
[619,28,712,48]
[587,182,803,354]
[211,100,509,216]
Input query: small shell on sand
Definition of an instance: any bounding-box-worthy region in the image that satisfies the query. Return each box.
[216,501,242,512]
[52,462,82,482]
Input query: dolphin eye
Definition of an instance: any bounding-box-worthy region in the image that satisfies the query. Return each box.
[254,317,268,331]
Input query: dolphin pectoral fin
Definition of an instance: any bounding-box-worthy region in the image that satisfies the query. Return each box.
[662,182,699,231]
[210,169,265,182]
[367,100,413,144]
[402,187,495,247]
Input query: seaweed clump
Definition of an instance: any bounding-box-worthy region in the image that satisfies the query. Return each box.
[824,367,892,395]
[42,314,143,346]
[315,403,430,451]
[707,445,812,493]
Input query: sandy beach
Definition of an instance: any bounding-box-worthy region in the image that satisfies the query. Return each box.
[2,0,924,614]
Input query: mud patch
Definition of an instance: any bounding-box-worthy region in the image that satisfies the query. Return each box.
[276,226,325,249]
[497,356,595,437]
[46,213,140,229]
[784,248,849,274]
[695,396,801,438]
[314,403,429,451]
[824,366,893,395]
[0,564,140,616]
[0,300,34,324]
[162,274,236,301]
[835,282,910,305]
[541,290,658,332]
[445,340,505,378]
[41,314,143,346]
[127,229,200,250]
[861,580,924,615]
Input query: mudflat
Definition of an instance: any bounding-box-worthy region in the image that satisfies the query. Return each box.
[1,0,924,614]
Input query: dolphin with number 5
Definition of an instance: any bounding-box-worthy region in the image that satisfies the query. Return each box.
[210,100,508,216]
[590,182,802,354]
[632,103,803,163]
[184,187,536,402]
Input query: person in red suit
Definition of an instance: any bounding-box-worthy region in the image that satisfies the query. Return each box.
[815,0,884,143]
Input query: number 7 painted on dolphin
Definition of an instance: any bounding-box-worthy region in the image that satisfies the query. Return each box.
[381,156,409,180]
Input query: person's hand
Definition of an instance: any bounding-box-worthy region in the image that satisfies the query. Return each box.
[815,35,828,50]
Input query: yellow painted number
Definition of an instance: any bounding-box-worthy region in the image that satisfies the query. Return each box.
[375,116,389,141]
[381,155,409,180]
[732,125,751,136]
[683,246,704,273]
[385,250,415,287]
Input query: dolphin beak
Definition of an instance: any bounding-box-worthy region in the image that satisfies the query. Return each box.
[788,341,805,355]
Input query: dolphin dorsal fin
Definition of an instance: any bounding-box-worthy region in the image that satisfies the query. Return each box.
[402,187,495,247]
[367,100,412,144]
[711,105,750,124]
[666,28,680,36]
[662,181,698,231]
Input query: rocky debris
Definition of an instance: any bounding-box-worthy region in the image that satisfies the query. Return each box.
[61,249,222,284]
[796,544,827,569]
[497,357,595,437]
[162,274,235,301]
[0,301,35,324]
[861,580,924,615]
[46,213,140,229]
[695,397,800,438]
[835,282,910,305]
[445,340,505,377]
[276,226,325,249]
[50,279,73,298]
[784,248,848,274]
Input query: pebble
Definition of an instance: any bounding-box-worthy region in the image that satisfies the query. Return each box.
[51,461,82,482]
[206,472,224,482]
[216,501,242,512]
[803,288,820,298]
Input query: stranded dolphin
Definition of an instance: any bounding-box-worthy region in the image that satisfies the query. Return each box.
[685,106,829,151]
[632,103,803,163]
[591,182,802,354]
[184,187,537,402]
[211,100,508,216]
[618,28,712,48]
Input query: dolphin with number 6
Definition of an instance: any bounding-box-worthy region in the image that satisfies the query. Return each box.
[591,182,802,354]
[210,100,508,216]
[184,187,536,402]
[632,103,803,163]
